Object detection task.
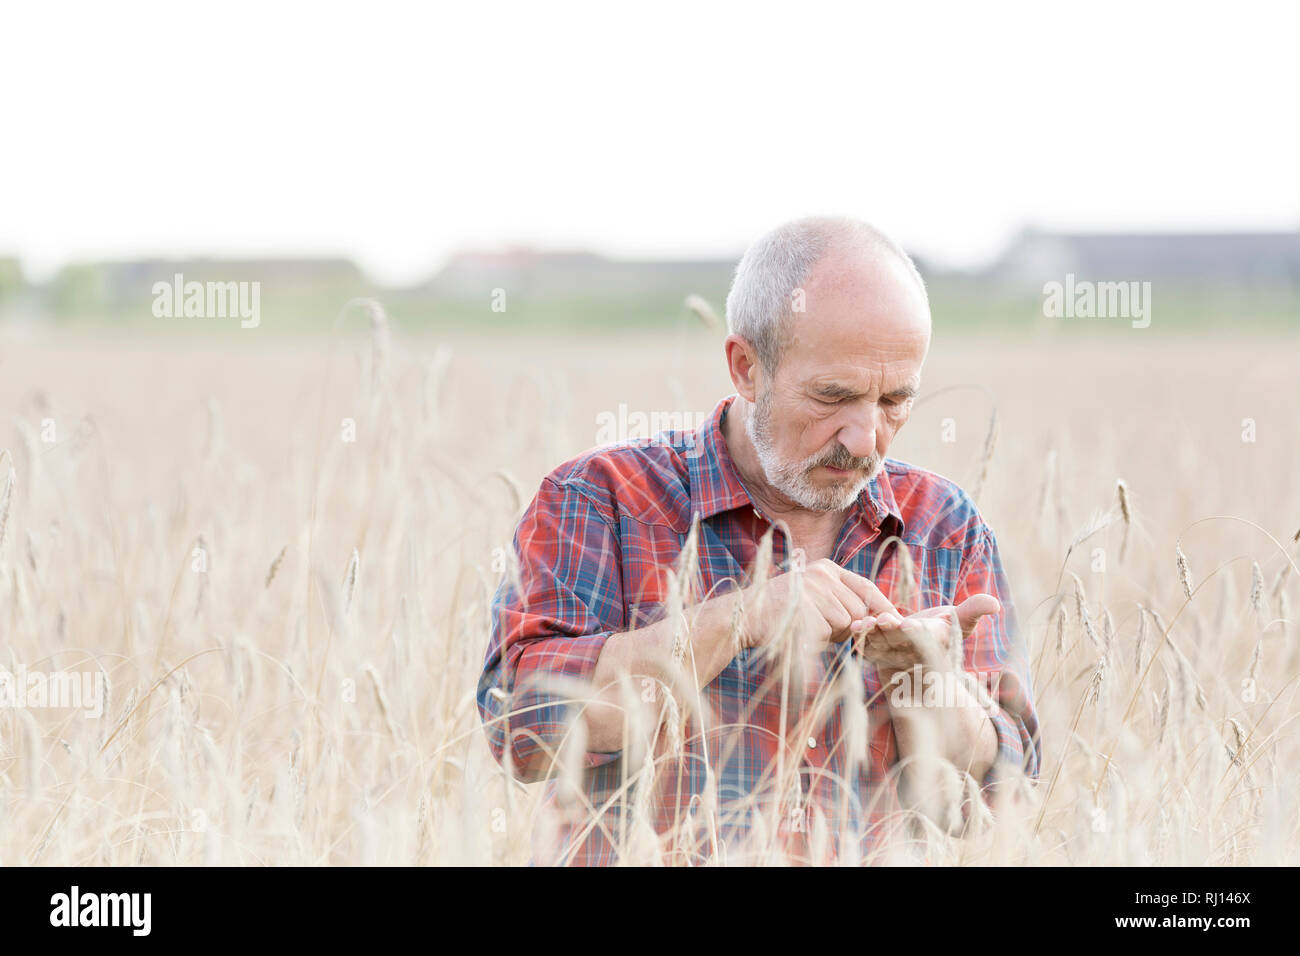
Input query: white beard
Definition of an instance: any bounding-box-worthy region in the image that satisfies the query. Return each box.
[744,389,882,512]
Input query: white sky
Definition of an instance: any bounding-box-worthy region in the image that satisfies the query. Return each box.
[3,0,1298,284]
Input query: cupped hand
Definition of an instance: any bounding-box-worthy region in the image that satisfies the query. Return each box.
[849,593,1001,675]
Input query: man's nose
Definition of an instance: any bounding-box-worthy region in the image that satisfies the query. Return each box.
[836,406,878,459]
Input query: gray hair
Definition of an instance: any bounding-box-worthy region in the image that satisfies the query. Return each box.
[724,215,929,374]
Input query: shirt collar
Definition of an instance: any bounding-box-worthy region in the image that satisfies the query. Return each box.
[688,394,906,535]
[686,395,755,520]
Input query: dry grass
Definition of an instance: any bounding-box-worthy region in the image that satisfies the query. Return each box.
[0,320,1297,865]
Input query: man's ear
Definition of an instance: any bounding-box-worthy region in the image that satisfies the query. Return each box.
[724,334,761,402]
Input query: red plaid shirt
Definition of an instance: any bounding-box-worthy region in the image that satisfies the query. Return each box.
[477,394,1039,865]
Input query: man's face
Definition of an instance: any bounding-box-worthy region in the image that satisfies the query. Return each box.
[744,248,931,512]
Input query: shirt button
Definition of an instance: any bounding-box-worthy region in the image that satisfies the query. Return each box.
[807,737,817,749]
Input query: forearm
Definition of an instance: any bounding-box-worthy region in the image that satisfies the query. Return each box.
[583,589,743,751]
[884,666,998,791]
[939,676,998,781]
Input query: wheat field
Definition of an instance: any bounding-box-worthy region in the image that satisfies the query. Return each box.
[0,315,1297,865]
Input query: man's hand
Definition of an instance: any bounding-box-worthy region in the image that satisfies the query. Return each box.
[850,593,1002,679]
[740,557,898,653]
[858,594,1004,827]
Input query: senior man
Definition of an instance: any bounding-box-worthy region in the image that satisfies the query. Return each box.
[477,216,1040,865]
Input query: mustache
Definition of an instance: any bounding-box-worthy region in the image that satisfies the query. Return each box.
[808,445,878,472]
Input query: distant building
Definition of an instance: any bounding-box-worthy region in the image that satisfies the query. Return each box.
[426,247,736,298]
[991,228,1300,285]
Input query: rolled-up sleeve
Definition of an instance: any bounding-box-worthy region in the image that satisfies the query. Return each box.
[476,475,626,783]
[954,524,1041,799]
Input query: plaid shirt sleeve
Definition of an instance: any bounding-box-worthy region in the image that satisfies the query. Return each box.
[476,474,626,783]
[953,522,1041,798]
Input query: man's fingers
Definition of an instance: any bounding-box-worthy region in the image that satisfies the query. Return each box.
[955,593,1001,634]
[908,604,953,620]
[851,612,926,661]
[831,579,869,624]
[836,567,898,617]
[851,593,1001,669]
[907,594,1001,636]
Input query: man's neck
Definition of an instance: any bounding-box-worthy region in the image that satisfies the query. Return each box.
[721,396,851,542]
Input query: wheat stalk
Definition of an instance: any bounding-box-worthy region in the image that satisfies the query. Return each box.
[1175,541,1193,600]
[1249,561,1264,618]
[342,547,360,615]
[970,407,998,503]
[0,449,14,556]
[685,294,723,332]
[265,545,288,589]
